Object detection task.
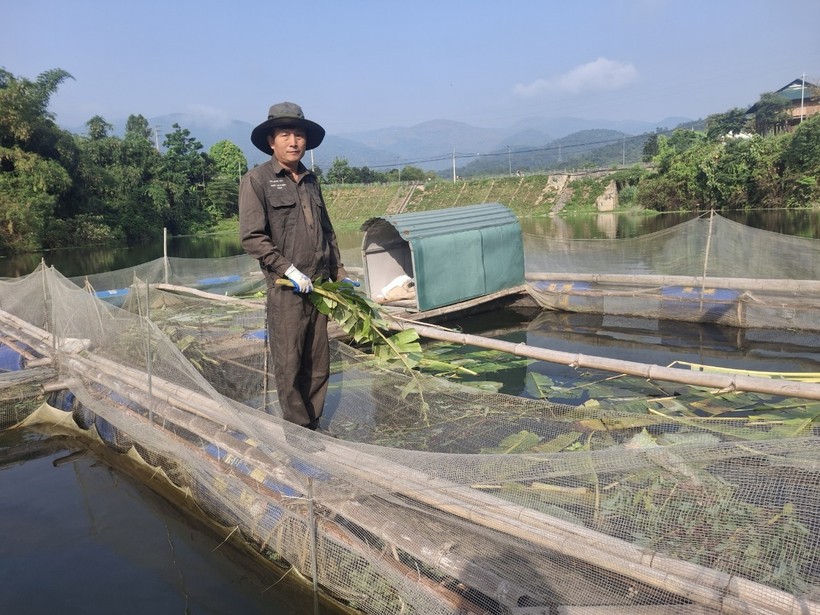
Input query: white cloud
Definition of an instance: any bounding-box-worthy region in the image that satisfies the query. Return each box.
[514,58,639,98]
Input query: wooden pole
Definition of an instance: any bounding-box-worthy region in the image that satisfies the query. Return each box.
[387,317,820,401]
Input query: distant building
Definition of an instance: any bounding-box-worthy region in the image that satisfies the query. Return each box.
[747,78,819,128]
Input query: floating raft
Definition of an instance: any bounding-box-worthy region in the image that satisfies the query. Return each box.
[526,273,820,332]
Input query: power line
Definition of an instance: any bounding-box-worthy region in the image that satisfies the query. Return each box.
[363,128,673,170]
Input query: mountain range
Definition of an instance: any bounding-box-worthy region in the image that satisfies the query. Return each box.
[88,113,693,173]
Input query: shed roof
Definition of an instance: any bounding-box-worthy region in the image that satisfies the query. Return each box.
[361,202,518,240]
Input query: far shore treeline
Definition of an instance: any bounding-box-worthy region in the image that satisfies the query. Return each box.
[1,67,819,255]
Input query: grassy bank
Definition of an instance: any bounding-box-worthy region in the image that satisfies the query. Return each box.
[214,170,637,235]
[323,169,635,226]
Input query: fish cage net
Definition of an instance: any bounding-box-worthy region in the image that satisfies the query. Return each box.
[525,213,820,331]
[1,257,819,615]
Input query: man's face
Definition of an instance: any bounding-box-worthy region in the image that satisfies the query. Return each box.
[268,127,306,169]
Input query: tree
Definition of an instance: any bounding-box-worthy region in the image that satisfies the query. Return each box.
[667,128,704,154]
[0,67,73,147]
[780,113,820,206]
[205,140,246,219]
[109,117,165,243]
[125,114,154,142]
[0,68,76,252]
[158,123,212,234]
[208,139,246,181]
[751,92,791,136]
[399,165,426,181]
[86,115,113,141]
[706,108,749,141]
[326,157,354,184]
[642,133,661,162]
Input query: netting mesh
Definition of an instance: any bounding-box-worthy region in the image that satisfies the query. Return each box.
[524,214,820,332]
[1,249,819,615]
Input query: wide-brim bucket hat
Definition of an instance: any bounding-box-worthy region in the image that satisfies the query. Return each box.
[251,102,325,153]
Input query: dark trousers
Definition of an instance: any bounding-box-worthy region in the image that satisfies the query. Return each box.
[266,280,330,428]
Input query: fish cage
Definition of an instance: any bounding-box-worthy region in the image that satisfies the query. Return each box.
[1,252,819,615]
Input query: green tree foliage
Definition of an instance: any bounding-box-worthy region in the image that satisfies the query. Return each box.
[209,139,247,179]
[398,165,426,181]
[637,115,818,212]
[751,92,792,136]
[326,157,355,184]
[0,149,72,252]
[0,68,76,252]
[0,68,244,253]
[642,133,661,162]
[125,114,154,141]
[158,123,213,234]
[706,108,749,141]
[780,114,820,205]
[0,67,73,147]
[325,158,429,184]
[206,140,246,218]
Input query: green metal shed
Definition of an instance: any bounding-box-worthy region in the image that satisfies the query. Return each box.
[360,202,524,312]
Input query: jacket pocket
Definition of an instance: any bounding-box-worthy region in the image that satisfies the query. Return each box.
[264,190,297,236]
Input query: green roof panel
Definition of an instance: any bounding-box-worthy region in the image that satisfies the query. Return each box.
[361,202,524,311]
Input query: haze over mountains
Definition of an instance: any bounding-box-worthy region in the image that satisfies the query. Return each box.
[89,113,692,173]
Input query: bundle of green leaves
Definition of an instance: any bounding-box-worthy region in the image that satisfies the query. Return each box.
[276,279,422,370]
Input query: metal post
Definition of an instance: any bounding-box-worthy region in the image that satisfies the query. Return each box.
[800,73,806,122]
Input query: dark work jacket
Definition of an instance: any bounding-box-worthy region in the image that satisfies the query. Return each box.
[239,158,345,281]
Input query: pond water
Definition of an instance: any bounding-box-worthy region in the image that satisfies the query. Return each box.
[0,428,319,615]
[413,308,820,403]
[1,209,818,279]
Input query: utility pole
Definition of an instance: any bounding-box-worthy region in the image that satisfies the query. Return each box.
[800,72,806,123]
[154,125,162,152]
[508,145,512,176]
[452,147,456,183]
[622,135,626,166]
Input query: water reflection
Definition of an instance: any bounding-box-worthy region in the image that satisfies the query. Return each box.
[0,428,316,615]
[1,210,818,278]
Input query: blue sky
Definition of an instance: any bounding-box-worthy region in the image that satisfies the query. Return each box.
[4,0,819,135]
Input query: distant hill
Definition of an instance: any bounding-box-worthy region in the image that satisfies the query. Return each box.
[456,129,647,176]
[65,113,696,174]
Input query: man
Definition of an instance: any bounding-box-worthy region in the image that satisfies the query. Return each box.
[239,102,350,430]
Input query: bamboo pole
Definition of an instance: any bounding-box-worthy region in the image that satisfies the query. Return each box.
[154,283,264,309]
[525,272,820,294]
[556,607,718,615]
[386,318,820,401]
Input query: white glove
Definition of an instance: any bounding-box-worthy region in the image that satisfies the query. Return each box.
[285,265,313,293]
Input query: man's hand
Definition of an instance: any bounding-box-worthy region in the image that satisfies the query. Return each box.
[285,265,313,293]
[340,277,361,288]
